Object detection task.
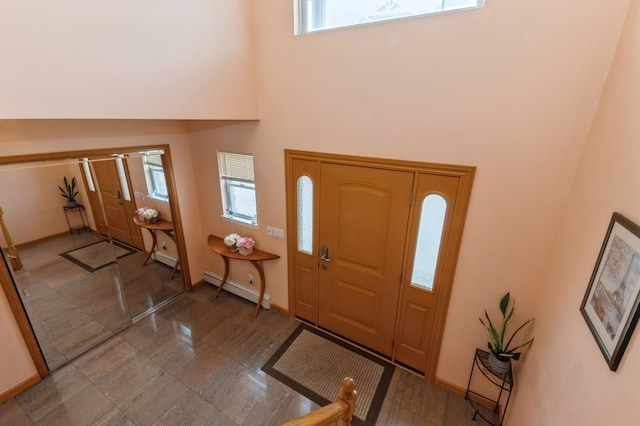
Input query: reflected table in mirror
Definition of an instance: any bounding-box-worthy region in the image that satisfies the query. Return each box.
[133,216,180,278]
[207,234,279,317]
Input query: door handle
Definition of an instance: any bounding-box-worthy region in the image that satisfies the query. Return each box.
[113,189,121,199]
[320,245,332,262]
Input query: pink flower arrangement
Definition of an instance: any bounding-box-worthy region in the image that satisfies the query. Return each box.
[236,236,255,249]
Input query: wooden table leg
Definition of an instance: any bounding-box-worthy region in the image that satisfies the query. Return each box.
[165,229,180,278]
[142,228,157,265]
[170,258,180,279]
[251,260,266,318]
[214,256,230,300]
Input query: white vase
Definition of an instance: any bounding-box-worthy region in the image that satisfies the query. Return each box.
[239,246,253,256]
[487,353,510,376]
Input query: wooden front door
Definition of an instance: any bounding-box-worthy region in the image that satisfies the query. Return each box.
[90,159,143,249]
[318,163,413,356]
[287,150,475,378]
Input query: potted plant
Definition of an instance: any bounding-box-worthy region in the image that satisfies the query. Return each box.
[58,176,79,207]
[479,292,535,374]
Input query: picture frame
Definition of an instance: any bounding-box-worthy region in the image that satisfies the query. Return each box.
[580,212,640,371]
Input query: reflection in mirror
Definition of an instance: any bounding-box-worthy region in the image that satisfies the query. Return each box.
[102,152,183,320]
[0,150,184,371]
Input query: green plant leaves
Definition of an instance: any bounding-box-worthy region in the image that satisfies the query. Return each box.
[499,292,510,316]
[480,311,502,352]
[481,292,535,360]
[59,176,78,201]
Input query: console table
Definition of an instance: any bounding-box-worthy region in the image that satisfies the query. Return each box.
[133,216,180,279]
[207,234,280,317]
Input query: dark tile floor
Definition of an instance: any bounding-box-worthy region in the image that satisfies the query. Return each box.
[0,285,497,425]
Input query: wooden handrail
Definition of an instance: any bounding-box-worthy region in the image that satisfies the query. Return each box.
[0,206,22,270]
[282,377,357,426]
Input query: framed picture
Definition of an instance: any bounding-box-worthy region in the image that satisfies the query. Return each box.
[580,212,640,371]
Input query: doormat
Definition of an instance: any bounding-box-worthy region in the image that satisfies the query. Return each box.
[60,240,136,272]
[262,323,394,425]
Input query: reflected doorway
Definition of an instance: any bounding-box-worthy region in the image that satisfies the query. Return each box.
[89,158,144,249]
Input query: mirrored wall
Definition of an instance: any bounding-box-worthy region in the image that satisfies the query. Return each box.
[0,148,187,371]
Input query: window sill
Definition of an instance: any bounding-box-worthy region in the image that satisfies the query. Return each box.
[221,215,258,229]
[148,195,169,204]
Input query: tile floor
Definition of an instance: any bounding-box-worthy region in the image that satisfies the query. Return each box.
[11,232,183,370]
[0,284,497,425]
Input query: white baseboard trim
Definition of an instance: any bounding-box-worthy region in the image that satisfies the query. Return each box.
[153,251,178,269]
[203,270,271,310]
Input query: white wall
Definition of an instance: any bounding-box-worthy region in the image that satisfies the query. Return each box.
[509,0,640,424]
[0,0,258,119]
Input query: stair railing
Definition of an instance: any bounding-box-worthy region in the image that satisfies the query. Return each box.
[282,377,357,426]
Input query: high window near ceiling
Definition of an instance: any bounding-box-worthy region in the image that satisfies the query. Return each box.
[297,0,484,34]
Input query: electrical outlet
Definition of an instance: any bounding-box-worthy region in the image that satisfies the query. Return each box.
[248,274,254,284]
[266,226,273,236]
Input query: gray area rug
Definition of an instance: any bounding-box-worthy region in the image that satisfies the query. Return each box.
[262,324,394,425]
[60,240,136,272]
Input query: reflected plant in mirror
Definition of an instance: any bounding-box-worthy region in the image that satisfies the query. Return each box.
[58,176,79,207]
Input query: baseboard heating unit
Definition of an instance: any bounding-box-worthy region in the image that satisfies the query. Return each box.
[203,270,271,310]
[153,251,178,269]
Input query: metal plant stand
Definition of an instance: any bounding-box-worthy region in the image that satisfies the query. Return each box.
[63,204,89,234]
[465,349,513,426]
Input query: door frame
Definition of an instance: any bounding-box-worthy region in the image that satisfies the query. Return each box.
[285,150,475,381]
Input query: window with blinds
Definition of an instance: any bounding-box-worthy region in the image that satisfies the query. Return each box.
[143,154,168,202]
[218,151,258,225]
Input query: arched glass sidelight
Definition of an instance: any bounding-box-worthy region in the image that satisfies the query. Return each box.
[411,194,447,291]
[297,175,313,254]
